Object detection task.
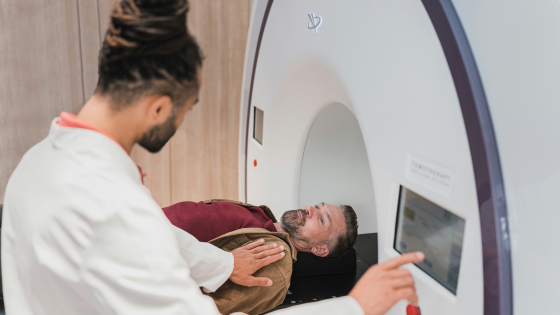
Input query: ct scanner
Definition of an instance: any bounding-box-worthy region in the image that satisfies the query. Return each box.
[238,0,560,314]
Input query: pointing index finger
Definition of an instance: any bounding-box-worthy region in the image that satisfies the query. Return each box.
[382,252,425,270]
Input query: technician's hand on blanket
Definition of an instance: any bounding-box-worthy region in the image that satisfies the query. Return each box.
[230,238,286,287]
[349,251,425,315]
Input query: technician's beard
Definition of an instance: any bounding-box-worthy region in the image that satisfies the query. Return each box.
[137,112,178,153]
[280,209,310,244]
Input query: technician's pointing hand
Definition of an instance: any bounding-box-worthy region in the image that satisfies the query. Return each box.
[230,239,285,287]
[349,252,425,315]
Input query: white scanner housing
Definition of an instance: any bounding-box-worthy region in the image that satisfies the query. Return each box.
[238,1,560,314]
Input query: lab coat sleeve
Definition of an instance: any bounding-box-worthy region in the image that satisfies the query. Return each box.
[82,194,224,315]
[172,225,234,292]
[266,296,364,315]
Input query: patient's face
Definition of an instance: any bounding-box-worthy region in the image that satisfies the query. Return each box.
[280,202,346,256]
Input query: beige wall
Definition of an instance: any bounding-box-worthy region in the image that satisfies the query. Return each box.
[0,0,252,207]
[0,0,85,203]
[169,0,252,205]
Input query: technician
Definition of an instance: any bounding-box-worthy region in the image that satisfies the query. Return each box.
[1,1,423,315]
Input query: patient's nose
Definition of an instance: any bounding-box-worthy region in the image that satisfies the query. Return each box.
[301,207,312,218]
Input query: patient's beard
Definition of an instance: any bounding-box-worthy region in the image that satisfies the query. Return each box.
[280,209,310,244]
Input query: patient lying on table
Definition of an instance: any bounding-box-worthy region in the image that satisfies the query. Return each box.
[163,199,358,315]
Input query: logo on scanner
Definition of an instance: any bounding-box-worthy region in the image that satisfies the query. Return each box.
[406,155,454,197]
[308,13,322,33]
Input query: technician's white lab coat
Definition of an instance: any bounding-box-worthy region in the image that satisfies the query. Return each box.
[1,119,364,315]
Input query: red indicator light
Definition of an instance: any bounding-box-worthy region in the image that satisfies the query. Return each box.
[254,159,257,167]
[406,304,421,315]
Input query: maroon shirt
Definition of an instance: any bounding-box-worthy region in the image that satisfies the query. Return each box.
[163,201,277,242]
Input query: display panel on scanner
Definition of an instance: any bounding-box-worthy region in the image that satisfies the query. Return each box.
[394,186,465,294]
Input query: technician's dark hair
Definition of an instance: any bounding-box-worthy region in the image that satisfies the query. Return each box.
[96,0,202,110]
[327,205,358,259]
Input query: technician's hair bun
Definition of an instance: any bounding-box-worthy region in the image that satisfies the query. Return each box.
[103,0,190,62]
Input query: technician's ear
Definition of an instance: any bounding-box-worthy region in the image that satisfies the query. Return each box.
[147,95,173,124]
[311,244,329,257]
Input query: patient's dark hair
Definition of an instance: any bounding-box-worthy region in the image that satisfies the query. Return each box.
[96,0,202,110]
[327,205,358,259]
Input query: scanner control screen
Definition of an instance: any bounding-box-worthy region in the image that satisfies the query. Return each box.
[394,186,465,294]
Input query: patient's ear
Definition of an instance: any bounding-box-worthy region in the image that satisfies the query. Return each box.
[311,244,329,257]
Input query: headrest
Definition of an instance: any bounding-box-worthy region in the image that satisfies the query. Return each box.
[292,248,357,277]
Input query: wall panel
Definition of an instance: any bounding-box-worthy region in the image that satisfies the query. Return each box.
[170,0,252,204]
[0,0,252,207]
[0,0,84,202]
[77,0,102,99]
